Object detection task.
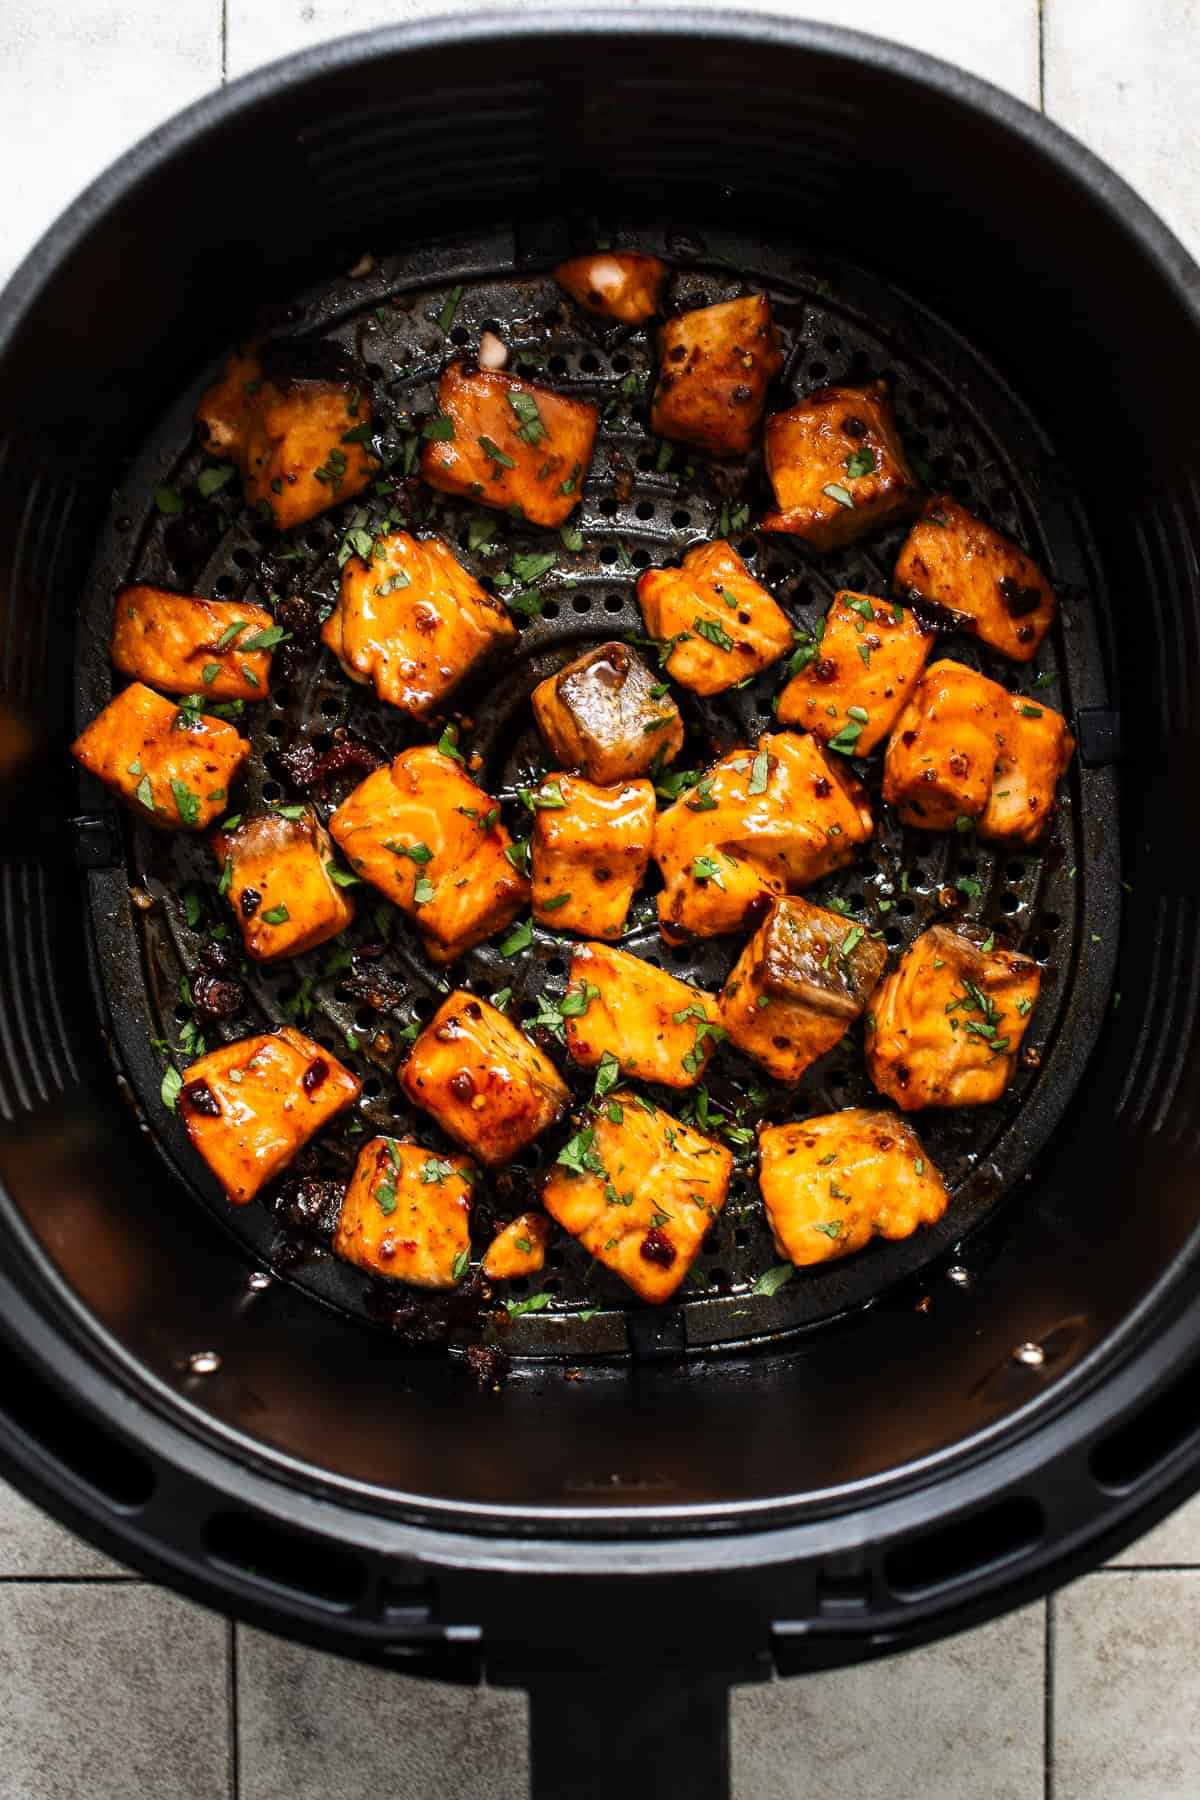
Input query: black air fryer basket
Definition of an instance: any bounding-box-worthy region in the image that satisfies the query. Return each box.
[0,12,1198,1794]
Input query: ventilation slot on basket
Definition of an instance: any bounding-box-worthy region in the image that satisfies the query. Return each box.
[205,1510,365,1608]
[1091,1356,1200,1492]
[885,1495,1043,1599]
[0,1338,153,1508]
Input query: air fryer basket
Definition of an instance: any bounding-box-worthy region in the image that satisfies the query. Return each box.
[0,6,1199,1762]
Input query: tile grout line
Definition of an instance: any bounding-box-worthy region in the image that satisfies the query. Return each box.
[1037,0,1046,112]
[220,0,228,84]
[228,1618,240,1800]
[1043,1594,1055,1800]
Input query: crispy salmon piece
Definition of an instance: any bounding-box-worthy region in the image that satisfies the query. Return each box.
[420,363,598,528]
[762,381,919,550]
[894,494,1057,661]
[530,775,655,939]
[196,343,376,530]
[563,942,722,1090]
[71,683,249,832]
[334,1137,474,1287]
[718,897,887,1082]
[110,587,278,702]
[531,642,684,784]
[398,991,569,1166]
[650,295,783,457]
[776,591,934,754]
[211,808,354,961]
[866,925,1041,1111]
[556,252,667,323]
[759,1108,949,1266]
[542,1091,732,1304]
[882,658,1074,843]
[637,539,793,695]
[329,747,527,964]
[652,731,873,941]
[179,1026,361,1204]
[482,1211,552,1279]
[321,530,515,718]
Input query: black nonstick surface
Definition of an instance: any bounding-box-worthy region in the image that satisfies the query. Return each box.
[76,221,1115,1361]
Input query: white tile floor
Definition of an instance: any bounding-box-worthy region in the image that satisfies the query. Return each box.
[2,0,1200,1793]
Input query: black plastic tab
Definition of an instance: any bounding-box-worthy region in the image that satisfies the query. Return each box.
[1075,708,1125,767]
[66,813,124,869]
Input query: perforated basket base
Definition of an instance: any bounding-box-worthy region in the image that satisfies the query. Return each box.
[77,220,1117,1360]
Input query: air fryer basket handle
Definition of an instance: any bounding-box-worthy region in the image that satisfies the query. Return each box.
[527,1670,731,1799]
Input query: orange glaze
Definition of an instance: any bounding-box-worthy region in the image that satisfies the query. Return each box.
[651,731,873,941]
[110,587,277,701]
[776,590,934,754]
[894,493,1057,661]
[398,991,569,1166]
[334,1137,475,1287]
[759,1108,949,1265]
[420,362,598,527]
[179,1026,361,1203]
[483,1211,552,1279]
[555,251,667,323]
[71,682,249,831]
[211,808,354,961]
[636,539,793,696]
[563,941,722,1090]
[530,774,655,939]
[762,381,919,550]
[651,295,783,457]
[329,747,527,964]
[321,530,515,718]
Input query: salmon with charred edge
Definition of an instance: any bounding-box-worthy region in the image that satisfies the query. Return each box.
[72,682,249,832]
[329,747,528,964]
[564,941,723,1090]
[211,808,354,961]
[529,775,655,939]
[759,1108,949,1265]
[556,252,668,323]
[866,925,1041,1110]
[420,363,598,528]
[652,731,873,941]
[637,539,794,695]
[110,587,278,702]
[334,1137,475,1287]
[531,641,684,784]
[762,381,920,550]
[398,991,569,1166]
[542,1091,732,1304]
[651,295,783,457]
[893,494,1057,661]
[776,590,934,755]
[719,896,887,1083]
[178,1026,361,1204]
[883,658,1074,845]
[196,342,376,531]
[322,530,515,718]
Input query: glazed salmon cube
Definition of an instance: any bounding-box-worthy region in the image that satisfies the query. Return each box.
[482,1211,552,1279]
[329,747,528,964]
[556,251,667,323]
[541,1091,732,1304]
[71,683,249,832]
[420,363,598,528]
[530,775,655,939]
[758,1108,949,1266]
[334,1137,474,1287]
[110,587,279,702]
[531,642,684,785]
[178,1026,361,1204]
[398,991,569,1166]
[321,530,516,718]
[652,731,873,942]
[776,591,934,754]
[563,942,723,1090]
[979,694,1075,847]
[196,343,376,531]
[211,807,354,961]
[894,494,1057,661]
[636,539,793,696]
[650,295,783,458]
[882,659,1074,844]
[762,381,919,550]
[865,925,1041,1111]
[718,896,887,1083]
